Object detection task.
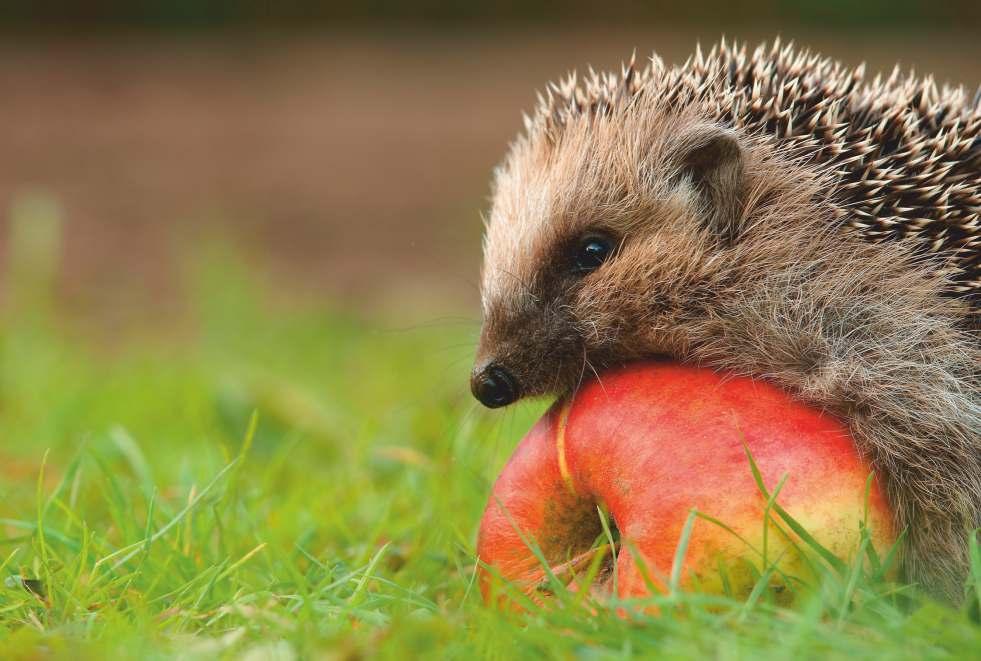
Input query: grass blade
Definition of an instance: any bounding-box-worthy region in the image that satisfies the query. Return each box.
[669,509,698,597]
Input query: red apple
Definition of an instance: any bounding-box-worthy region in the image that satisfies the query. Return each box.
[477,362,896,605]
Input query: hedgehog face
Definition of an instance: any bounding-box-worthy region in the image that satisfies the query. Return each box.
[472,109,746,408]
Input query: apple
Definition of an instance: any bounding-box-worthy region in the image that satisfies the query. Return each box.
[476,362,896,606]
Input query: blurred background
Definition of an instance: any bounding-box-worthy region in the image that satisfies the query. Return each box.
[0,2,979,335]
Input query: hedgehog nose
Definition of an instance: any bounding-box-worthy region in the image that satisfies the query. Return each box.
[471,364,519,408]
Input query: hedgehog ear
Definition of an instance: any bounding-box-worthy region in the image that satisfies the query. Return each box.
[675,126,745,243]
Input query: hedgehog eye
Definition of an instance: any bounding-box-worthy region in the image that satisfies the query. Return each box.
[572,234,614,274]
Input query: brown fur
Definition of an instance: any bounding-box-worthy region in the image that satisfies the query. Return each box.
[474,41,981,603]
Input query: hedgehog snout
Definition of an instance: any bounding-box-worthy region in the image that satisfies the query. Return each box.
[471,362,520,408]
[472,292,583,407]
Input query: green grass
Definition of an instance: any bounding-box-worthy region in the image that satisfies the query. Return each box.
[0,214,979,659]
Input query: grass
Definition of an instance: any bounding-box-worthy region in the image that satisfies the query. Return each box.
[1,212,980,659]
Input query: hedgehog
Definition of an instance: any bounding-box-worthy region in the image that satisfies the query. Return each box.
[470,39,981,604]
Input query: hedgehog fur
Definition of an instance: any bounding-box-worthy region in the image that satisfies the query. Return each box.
[473,39,981,604]
[529,39,980,303]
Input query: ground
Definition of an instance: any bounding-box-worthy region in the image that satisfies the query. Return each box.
[0,216,979,660]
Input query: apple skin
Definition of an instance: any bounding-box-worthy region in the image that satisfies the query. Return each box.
[477,362,896,604]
